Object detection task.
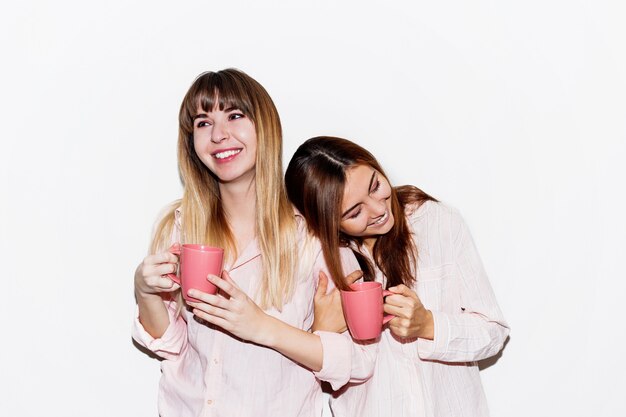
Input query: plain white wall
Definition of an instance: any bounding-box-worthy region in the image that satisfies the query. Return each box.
[1,1,624,416]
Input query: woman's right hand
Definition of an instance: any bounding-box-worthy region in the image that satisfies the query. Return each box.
[134,247,181,298]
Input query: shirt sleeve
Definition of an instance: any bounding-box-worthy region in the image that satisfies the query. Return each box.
[132,300,188,361]
[132,206,187,360]
[314,330,378,390]
[417,209,510,362]
[312,246,378,390]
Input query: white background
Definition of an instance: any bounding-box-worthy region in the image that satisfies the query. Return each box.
[1,1,624,416]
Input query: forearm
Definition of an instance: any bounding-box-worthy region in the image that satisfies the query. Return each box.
[262,315,323,371]
[418,310,509,362]
[136,291,171,339]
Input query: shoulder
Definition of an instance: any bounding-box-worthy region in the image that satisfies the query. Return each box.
[150,199,182,227]
[291,206,322,253]
[405,199,465,235]
[174,206,182,227]
[404,199,449,221]
[293,206,310,238]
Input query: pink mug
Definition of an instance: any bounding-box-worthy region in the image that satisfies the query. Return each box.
[166,244,224,303]
[340,282,394,340]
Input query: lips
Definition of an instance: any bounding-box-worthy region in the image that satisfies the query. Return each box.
[212,148,242,161]
[369,210,389,227]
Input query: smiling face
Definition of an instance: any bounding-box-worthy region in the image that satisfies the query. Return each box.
[339,164,395,245]
[192,103,257,186]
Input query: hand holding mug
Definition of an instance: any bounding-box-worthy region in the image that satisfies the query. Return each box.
[165,244,224,303]
[187,271,273,346]
[383,284,434,340]
[312,270,363,333]
[134,244,181,297]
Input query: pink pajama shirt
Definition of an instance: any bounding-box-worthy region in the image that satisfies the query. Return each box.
[330,201,510,417]
[133,211,375,417]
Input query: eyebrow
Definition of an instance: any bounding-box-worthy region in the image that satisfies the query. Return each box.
[341,170,377,218]
[192,106,240,121]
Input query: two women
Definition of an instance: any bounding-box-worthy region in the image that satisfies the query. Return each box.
[132,70,374,417]
[133,69,509,417]
[286,136,510,417]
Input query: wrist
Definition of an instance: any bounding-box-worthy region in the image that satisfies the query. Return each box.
[419,309,435,340]
[255,313,279,347]
[135,288,163,303]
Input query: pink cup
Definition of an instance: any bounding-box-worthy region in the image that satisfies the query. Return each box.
[340,282,394,340]
[166,244,224,303]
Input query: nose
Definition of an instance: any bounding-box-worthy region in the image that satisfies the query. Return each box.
[210,120,228,143]
[367,196,386,218]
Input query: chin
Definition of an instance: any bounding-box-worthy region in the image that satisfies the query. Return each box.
[381,217,395,235]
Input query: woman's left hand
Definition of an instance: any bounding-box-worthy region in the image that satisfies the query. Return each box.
[311,270,363,333]
[187,270,271,346]
[384,284,434,340]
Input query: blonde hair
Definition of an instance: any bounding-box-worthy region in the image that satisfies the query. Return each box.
[150,69,297,310]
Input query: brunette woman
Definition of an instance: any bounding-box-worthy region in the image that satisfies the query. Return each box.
[285,136,510,417]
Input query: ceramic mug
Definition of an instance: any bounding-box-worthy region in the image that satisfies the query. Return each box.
[166,244,224,303]
[340,281,394,340]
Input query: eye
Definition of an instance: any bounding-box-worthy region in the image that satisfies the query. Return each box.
[229,112,245,121]
[348,208,362,219]
[371,179,381,194]
[196,120,211,128]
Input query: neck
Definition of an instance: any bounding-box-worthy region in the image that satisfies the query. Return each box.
[219,176,257,251]
[363,237,377,254]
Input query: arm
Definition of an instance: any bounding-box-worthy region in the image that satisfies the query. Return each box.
[187,271,326,370]
[188,249,378,389]
[132,246,188,359]
[416,211,510,362]
[134,250,179,338]
[311,248,378,387]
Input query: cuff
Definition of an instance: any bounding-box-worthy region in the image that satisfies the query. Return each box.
[313,331,352,390]
[131,301,187,360]
[417,310,450,360]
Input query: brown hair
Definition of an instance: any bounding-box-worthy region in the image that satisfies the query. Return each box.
[285,136,436,290]
[151,69,297,310]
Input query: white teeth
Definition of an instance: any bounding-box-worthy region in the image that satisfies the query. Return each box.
[214,149,241,159]
[373,211,388,225]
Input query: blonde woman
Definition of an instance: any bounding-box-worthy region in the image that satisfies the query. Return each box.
[132,70,374,417]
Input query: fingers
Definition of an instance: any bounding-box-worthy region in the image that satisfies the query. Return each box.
[187,299,230,320]
[384,293,409,308]
[388,318,413,338]
[316,271,329,299]
[383,303,405,318]
[387,284,416,298]
[187,290,227,307]
[210,271,242,299]
[190,307,232,331]
[385,294,422,312]
[167,242,181,254]
[345,270,364,285]
[145,251,179,266]
[151,262,178,277]
[385,285,419,305]
[155,275,180,289]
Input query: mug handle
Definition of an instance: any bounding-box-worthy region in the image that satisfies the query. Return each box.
[164,243,182,285]
[382,290,395,324]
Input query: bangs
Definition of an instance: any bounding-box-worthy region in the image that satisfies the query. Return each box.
[183,71,255,128]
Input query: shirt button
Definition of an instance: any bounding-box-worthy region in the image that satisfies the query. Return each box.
[207,400,213,405]
[213,358,219,364]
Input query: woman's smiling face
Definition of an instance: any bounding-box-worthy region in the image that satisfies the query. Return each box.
[339,164,394,241]
[192,102,257,186]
